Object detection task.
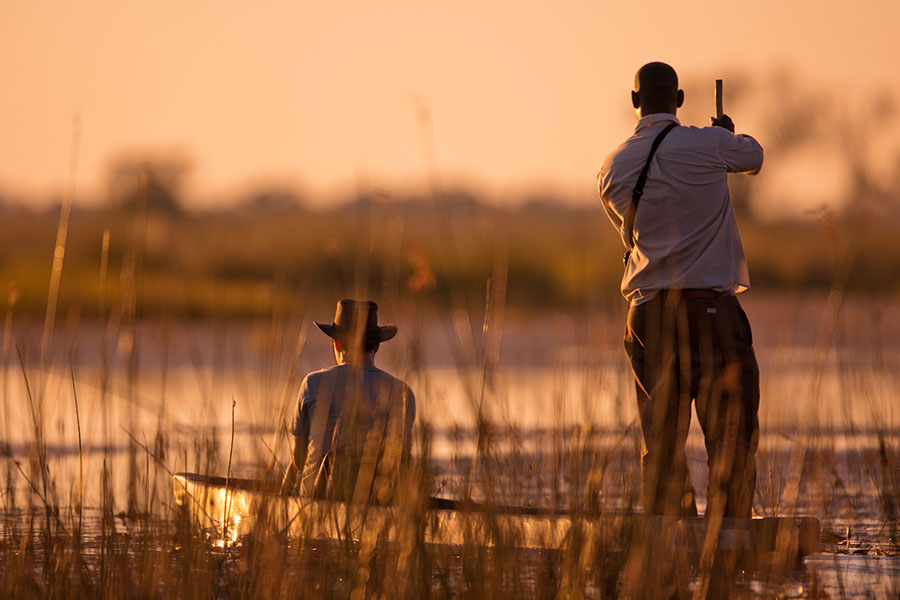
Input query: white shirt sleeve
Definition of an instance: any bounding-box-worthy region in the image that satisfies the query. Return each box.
[717,130,764,173]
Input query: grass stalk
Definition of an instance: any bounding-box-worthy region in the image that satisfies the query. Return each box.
[39,114,80,369]
[224,396,236,545]
[69,365,84,537]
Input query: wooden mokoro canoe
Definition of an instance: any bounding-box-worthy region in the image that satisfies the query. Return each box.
[173,472,820,565]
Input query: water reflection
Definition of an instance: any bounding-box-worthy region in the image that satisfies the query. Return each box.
[1,308,898,596]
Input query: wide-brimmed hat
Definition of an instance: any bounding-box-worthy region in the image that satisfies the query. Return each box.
[314,299,397,347]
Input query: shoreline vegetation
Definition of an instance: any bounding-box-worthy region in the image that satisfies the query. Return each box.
[1,195,898,320]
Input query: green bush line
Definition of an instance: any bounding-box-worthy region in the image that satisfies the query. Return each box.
[1,202,897,318]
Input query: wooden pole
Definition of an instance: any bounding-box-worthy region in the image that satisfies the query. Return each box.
[715,79,724,119]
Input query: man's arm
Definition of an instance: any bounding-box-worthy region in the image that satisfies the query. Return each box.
[598,162,634,255]
[712,114,763,175]
[281,378,311,494]
[280,434,308,494]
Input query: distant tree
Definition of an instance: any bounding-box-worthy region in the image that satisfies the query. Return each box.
[234,186,305,214]
[105,153,191,216]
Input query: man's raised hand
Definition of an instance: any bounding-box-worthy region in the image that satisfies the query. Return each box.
[710,114,735,133]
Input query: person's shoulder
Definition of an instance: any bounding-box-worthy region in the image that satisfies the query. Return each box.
[304,365,342,385]
[369,367,415,395]
[599,136,641,186]
[306,365,338,378]
[670,124,740,153]
[368,366,405,384]
[695,126,763,154]
[601,136,635,169]
[676,124,722,138]
[684,124,749,143]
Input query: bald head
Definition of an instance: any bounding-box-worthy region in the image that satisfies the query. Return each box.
[631,62,684,117]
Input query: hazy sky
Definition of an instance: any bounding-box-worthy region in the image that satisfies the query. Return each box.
[2,1,899,209]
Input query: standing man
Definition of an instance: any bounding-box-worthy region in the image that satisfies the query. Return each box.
[598,62,763,522]
[281,299,415,505]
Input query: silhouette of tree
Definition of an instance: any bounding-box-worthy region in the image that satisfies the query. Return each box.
[234,186,305,214]
[105,154,191,216]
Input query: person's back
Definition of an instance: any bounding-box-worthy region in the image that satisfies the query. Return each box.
[295,363,415,502]
[282,300,416,504]
[599,113,762,304]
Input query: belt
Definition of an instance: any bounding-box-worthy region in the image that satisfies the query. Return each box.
[660,288,735,299]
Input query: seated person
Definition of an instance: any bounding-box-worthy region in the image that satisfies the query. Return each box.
[281,299,415,504]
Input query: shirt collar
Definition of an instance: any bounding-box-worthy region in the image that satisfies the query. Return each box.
[633,113,681,134]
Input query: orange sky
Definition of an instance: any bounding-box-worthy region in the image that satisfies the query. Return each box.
[2,1,899,210]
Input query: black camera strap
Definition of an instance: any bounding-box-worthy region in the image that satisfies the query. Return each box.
[623,122,678,264]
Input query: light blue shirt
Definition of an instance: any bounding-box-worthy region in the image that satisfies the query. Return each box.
[291,364,415,497]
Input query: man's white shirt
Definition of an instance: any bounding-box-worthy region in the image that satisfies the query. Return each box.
[598,113,763,305]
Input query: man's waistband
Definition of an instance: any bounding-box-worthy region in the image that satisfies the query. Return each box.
[660,288,735,299]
